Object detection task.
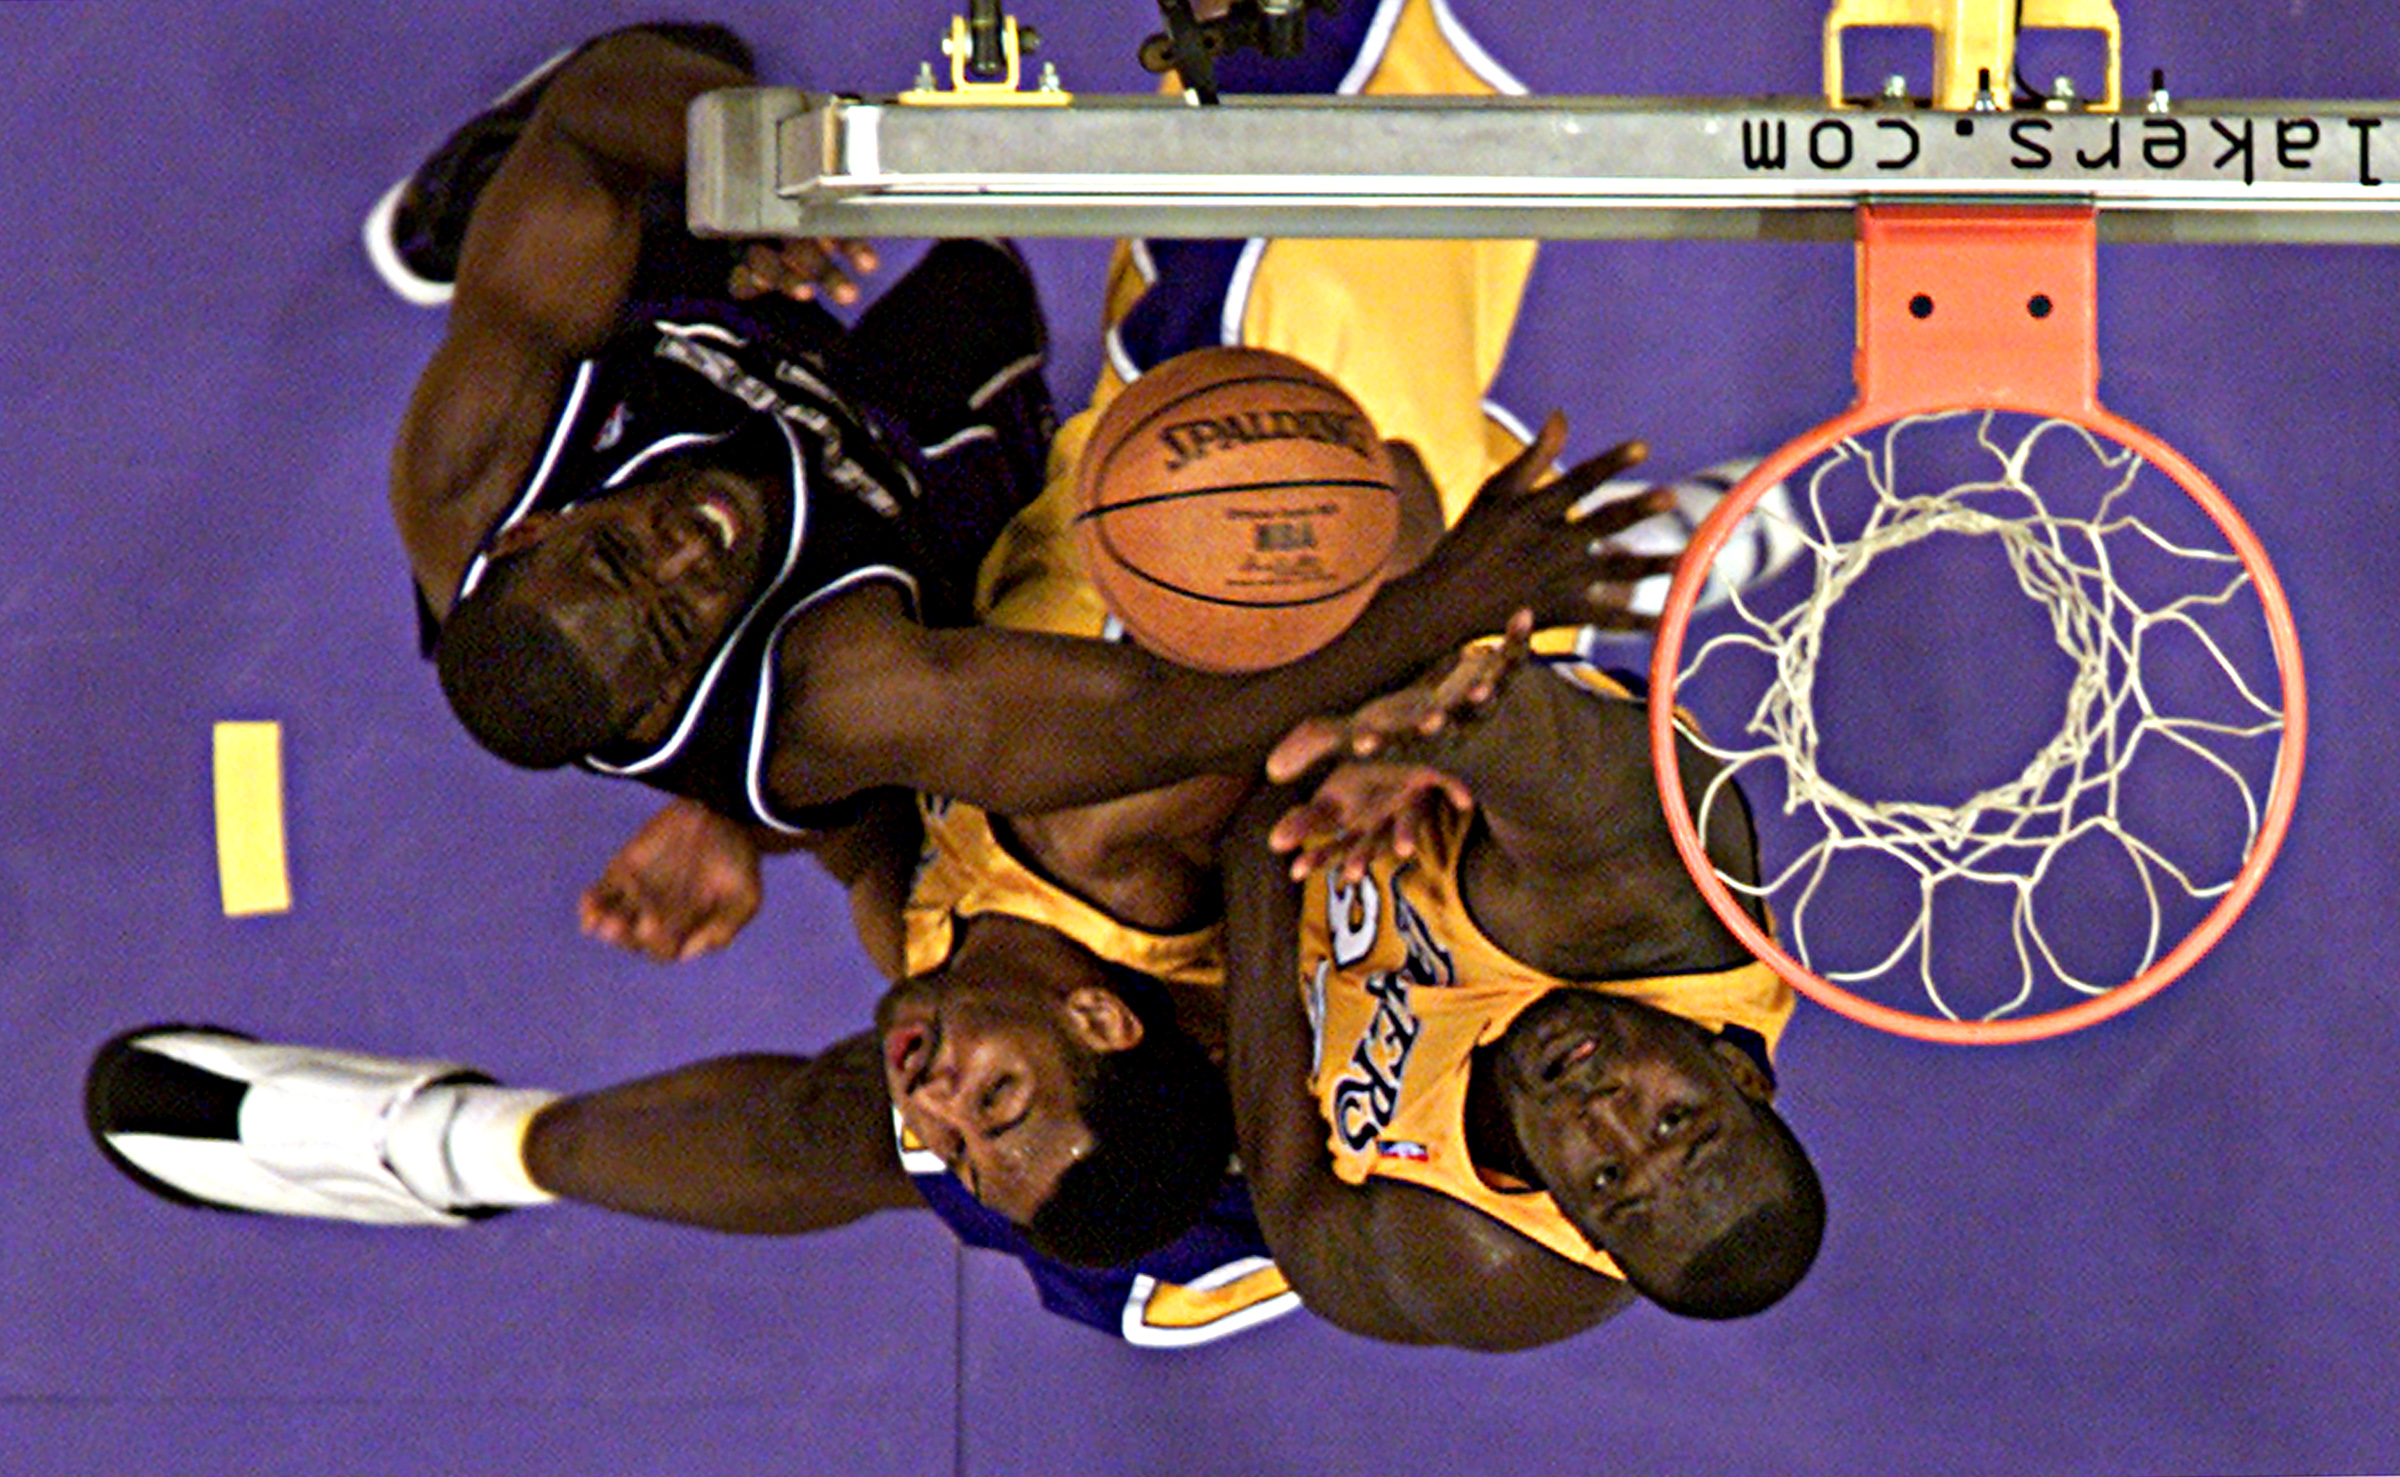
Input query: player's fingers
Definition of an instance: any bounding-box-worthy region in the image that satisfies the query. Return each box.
[783,238,866,304]
[1493,412,1568,499]
[679,919,737,961]
[1266,718,1349,784]
[1553,443,1653,519]
[1586,548,1680,582]
[1317,835,1364,881]
[1584,582,1661,630]
[1499,605,1535,660]
[1431,642,1504,710]
[1290,835,1350,882]
[1338,832,1384,885]
[581,879,633,935]
[1454,610,1534,704]
[739,241,804,299]
[720,886,761,927]
[1348,688,1435,742]
[1417,654,1498,731]
[625,909,675,963]
[1573,483,1673,539]
[1410,681,1471,736]
[1269,797,1330,853]
[591,910,632,948]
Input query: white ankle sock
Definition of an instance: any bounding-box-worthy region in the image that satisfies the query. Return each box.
[386,1082,561,1209]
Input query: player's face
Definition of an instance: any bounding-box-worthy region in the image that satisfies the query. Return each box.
[1499,990,1780,1284]
[875,979,1112,1223]
[502,470,768,741]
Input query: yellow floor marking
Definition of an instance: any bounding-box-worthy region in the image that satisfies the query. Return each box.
[212,721,291,916]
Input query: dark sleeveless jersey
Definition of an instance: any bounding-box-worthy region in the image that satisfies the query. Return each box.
[446,302,939,832]
[434,263,1051,833]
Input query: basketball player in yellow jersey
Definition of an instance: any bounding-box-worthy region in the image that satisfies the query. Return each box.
[1219,630,1824,1349]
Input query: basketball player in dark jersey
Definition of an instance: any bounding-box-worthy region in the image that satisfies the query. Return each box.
[391,25,1661,839]
[73,19,1686,1344]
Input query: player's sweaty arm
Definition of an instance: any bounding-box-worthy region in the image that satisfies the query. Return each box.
[766,420,1670,819]
[392,31,751,614]
[522,1032,922,1234]
[1218,791,1633,1351]
[1278,651,1761,982]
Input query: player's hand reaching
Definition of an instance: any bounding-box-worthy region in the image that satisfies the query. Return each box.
[1267,760,1469,884]
[1398,413,1676,634]
[730,238,879,305]
[1262,612,1536,881]
[580,797,764,962]
[1268,608,1533,782]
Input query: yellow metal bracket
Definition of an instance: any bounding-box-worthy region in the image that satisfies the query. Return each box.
[1825,0,2121,112]
[897,12,1071,107]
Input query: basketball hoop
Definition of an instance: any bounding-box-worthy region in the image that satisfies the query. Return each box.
[1648,205,2306,1044]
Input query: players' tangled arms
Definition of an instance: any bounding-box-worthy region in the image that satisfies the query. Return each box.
[86,15,1822,1353]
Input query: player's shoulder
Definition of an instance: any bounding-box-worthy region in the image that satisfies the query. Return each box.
[1350,1178,1633,1349]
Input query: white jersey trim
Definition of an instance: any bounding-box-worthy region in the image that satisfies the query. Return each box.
[1218,239,1269,348]
[1105,321,1144,388]
[1121,1258,1304,1349]
[744,561,921,835]
[1336,0,1409,95]
[968,351,1047,410]
[894,1107,946,1176]
[921,424,999,461]
[1427,0,1529,95]
[456,359,596,602]
[585,416,813,779]
[600,430,729,488]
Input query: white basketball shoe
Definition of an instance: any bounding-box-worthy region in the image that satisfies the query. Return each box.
[361,24,755,307]
[86,1025,551,1226]
[1578,457,1807,619]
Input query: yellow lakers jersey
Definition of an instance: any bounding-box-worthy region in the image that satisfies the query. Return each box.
[975,0,1541,622]
[1295,661,1795,1277]
[901,793,1224,990]
[908,0,1545,1345]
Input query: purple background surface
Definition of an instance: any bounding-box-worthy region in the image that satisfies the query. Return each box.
[4,2,2397,1473]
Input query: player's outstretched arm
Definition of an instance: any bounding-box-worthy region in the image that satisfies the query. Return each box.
[582,792,922,970]
[391,31,752,613]
[1275,647,1757,982]
[766,420,1674,818]
[524,1032,921,1233]
[1219,793,1635,1350]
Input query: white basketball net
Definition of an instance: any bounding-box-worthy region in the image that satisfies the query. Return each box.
[1677,410,2289,1022]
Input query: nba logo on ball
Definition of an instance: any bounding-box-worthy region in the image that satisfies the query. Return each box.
[1075,348,1400,672]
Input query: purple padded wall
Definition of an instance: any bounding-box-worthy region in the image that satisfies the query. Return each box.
[4,2,2396,1474]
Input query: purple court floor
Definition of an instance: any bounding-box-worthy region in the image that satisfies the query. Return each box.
[6,2,2400,1473]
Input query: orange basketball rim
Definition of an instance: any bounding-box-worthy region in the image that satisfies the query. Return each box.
[1648,205,2308,1044]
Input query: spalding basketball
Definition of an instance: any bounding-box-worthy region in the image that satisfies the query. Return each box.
[1074,347,1399,673]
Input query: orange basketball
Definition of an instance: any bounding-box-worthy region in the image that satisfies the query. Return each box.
[1074,347,1398,673]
